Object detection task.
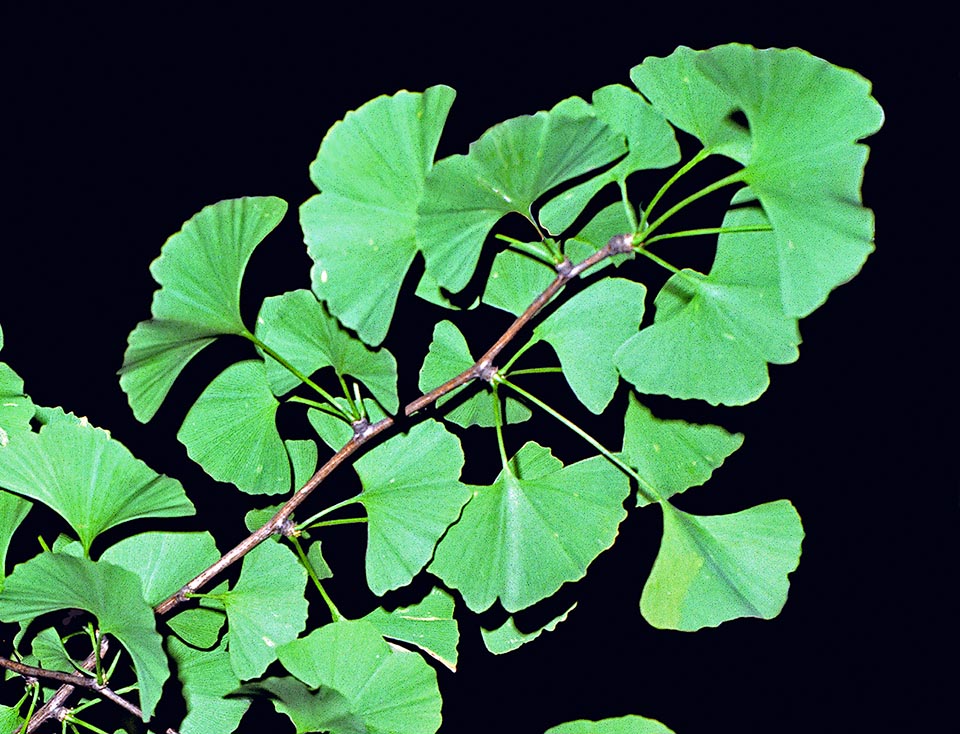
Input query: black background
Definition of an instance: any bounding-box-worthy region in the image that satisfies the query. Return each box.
[2,4,956,733]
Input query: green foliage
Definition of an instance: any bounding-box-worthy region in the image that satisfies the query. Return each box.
[0,43,881,734]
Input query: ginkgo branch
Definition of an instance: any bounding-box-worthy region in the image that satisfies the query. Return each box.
[152,232,635,617]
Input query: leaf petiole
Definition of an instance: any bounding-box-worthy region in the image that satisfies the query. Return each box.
[288,534,342,622]
[640,148,710,230]
[295,495,363,533]
[642,223,772,247]
[641,170,747,241]
[496,376,661,504]
[244,332,350,419]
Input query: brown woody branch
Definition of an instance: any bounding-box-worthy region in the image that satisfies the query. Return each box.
[154,233,633,616]
[17,234,632,731]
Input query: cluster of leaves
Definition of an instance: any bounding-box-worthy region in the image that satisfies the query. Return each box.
[0,44,881,733]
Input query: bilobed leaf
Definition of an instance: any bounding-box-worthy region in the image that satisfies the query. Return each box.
[354,419,471,595]
[100,532,219,606]
[221,541,308,680]
[481,602,576,655]
[278,619,442,734]
[0,553,167,719]
[239,677,364,734]
[362,587,459,671]
[430,442,629,613]
[632,44,883,316]
[545,715,675,734]
[540,84,680,233]
[418,321,531,428]
[0,491,30,590]
[0,419,193,553]
[120,197,288,421]
[417,108,625,293]
[301,86,456,346]
[167,637,250,734]
[616,207,800,405]
[255,289,398,412]
[533,278,646,414]
[177,360,290,494]
[641,501,803,631]
[622,394,743,506]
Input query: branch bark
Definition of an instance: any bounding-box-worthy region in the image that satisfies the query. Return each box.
[154,234,633,616]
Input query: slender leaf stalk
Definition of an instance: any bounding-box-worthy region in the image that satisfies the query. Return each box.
[643,223,772,247]
[640,148,710,229]
[288,534,342,622]
[641,170,746,240]
[295,495,363,533]
[496,376,660,505]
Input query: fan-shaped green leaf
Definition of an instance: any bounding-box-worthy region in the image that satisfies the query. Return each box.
[540,85,680,234]
[167,607,226,649]
[301,86,456,346]
[617,207,799,405]
[0,492,30,591]
[419,320,531,428]
[177,360,290,494]
[100,532,219,607]
[417,109,625,293]
[0,419,193,553]
[306,541,333,580]
[255,289,398,411]
[361,587,459,671]
[0,705,23,733]
[430,442,629,613]
[641,501,803,631]
[630,46,752,162]
[0,553,167,719]
[167,637,250,734]
[31,626,75,674]
[481,602,576,655]
[354,419,470,595]
[239,677,363,734]
[622,395,743,506]
[632,44,883,316]
[545,715,675,734]
[120,196,288,421]
[533,278,646,414]
[278,619,442,734]
[221,541,308,680]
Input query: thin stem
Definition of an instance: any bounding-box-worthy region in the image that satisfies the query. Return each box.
[295,495,363,533]
[619,179,639,232]
[496,377,660,504]
[62,717,110,734]
[495,234,556,266]
[641,170,746,241]
[491,385,511,473]
[640,149,710,229]
[289,534,342,622]
[305,517,368,530]
[85,625,102,685]
[643,223,772,247]
[506,367,563,377]
[338,373,360,420]
[499,338,538,375]
[244,332,349,418]
[286,395,349,419]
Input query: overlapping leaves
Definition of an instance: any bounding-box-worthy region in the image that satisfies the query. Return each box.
[278,620,442,734]
[301,86,456,346]
[617,206,801,405]
[0,553,167,719]
[0,416,193,553]
[417,106,626,294]
[353,420,471,595]
[120,196,287,421]
[430,442,629,613]
[632,44,883,316]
